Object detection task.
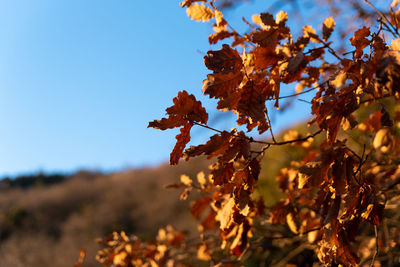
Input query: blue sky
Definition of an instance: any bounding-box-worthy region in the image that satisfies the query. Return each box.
[0,0,374,177]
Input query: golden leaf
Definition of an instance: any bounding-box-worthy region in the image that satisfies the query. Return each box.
[252,14,264,27]
[196,171,207,186]
[322,17,335,41]
[275,11,288,24]
[303,25,320,43]
[391,38,400,51]
[113,251,127,266]
[215,10,224,26]
[197,244,212,261]
[373,128,394,153]
[361,204,374,220]
[286,213,298,234]
[298,172,308,189]
[180,174,193,186]
[331,72,347,88]
[218,197,235,230]
[186,3,215,22]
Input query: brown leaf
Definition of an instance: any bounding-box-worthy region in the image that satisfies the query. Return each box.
[209,30,234,44]
[148,90,208,130]
[323,196,341,225]
[202,72,243,99]
[253,46,282,69]
[184,131,232,160]
[298,161,323,188]
[201,210,216,230]
[204,44,242,74]
[350,26,370,58]
[251,29,279,47]
[287,52,305,74]
[211,162,234,185]
[170,122,193,165]
[260,12,276,26]
[191,197,211,219]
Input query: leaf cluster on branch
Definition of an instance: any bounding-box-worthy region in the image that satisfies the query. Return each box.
[90,0,400,266]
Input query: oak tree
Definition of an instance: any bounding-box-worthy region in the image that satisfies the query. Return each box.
[91,1,400,266]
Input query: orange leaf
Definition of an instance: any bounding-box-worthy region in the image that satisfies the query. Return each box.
[148,90,208,130]
[170,122,193,165]
[186,3,215,22]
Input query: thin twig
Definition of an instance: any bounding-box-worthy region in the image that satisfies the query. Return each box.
[192,121,223,134]
[265,108,277,143]
[250,129,323,146]
[278,84,320,99]
[317,37,343,61]
[297,99,312,104]
[364,0,400,38]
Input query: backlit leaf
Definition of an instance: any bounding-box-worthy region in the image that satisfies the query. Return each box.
[322,17,335,41]
[186,3,215,22]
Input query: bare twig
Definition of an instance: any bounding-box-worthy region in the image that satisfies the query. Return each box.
[265,108,277,143]
[250,129,323,146]
[279,80,329,99]
[192,121,224,134]
[364,0,400,38]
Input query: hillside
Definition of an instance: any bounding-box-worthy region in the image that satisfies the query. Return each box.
[0,157,211,267]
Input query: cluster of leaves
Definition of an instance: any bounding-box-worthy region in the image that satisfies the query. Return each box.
[96,0,400,266]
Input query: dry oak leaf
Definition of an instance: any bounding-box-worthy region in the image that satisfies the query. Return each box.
[350,26,370,58]
[186,3,215,22]
[251,29,279,47]
[204,44,243,74]
[184,131,232,160]
[209,30,234,45]
[202,71,243,99]
[191,197,211,218]
[259,12,276,27]
[217,197,236,230]
[322,17,335,41]
[235,81,269,134]
[148,90,208,164]
[253,46,282,69]
[148,90,208,130]
[210,161,234,185]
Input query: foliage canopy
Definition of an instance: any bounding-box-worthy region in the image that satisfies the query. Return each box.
[93,1,400,266]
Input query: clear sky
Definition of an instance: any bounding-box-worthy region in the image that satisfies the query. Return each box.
[0,0,336,177]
